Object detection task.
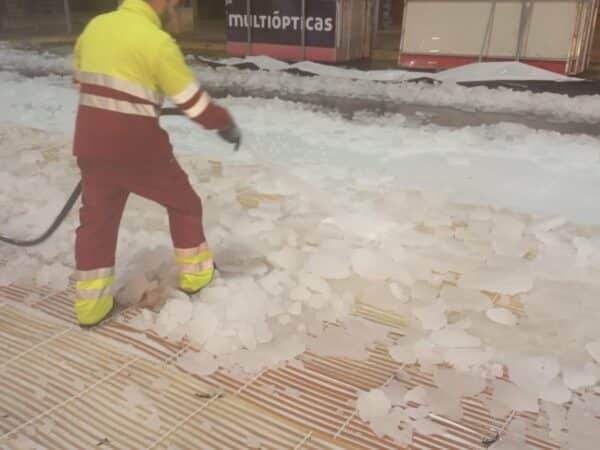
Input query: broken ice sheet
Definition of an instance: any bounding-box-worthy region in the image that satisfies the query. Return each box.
[356,389,391,421]
[389,342,417,365]
[506,355,560,395]
[123,384,153,409]
[486,308,518,326]
[429,328,481,348]
[539,377,571,404]
[562,363,599,389]
[153,294,193,340]
[351,248,396,281]
[127,309,155,331]
[382,381,408,406]
[434,368,486,397]
[443,347,495,371]
[177,351,220,376]
[427,389,463,420]
[567,399,600,450]
[413,300,447,331]
[305,251,351,279]
[369,407,411,442]
[492,379,539,413]
[458,259,533,295]
[439,285,492,312]
[404,386,429,405]
[307,320,383,360]
[412,418,446,436]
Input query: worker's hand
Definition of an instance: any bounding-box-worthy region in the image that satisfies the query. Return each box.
[217,122,242,151]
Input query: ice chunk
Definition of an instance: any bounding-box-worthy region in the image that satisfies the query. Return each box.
[351,249,395,281]
[413,301,447,330]
[585,341,600,364]
[404,386,429,405]
[154,295,193,340]
[458,263,533,295]
[562,363,599,389]
[288,301,302,315]
[486,308,518,326]
[128,309,155,331]
[492,379,539,412]
[543,402,567,442]
[290,285,311,301]
[411,281,438,302]
[443,347,494,371]
[305,252,351,279]
[415,339,444,365]
[389,343,417,365]
[429,328,481,348]
[307,326,370,360]
[567,400,600,450]
[540,378,571,404]
[389,282,408,302]
[413,418,445,436]
[507,356,560,394]
[298,272,331,294]
[186,304,220,346]
[177,351,220,376]
[259,270,289,296]
[370,407,410,441]
[434,368,486,397]
[123,384,152,409]
[382,381,408,406]
[356,389,391,421]
[408,404,431,420]
[440,285,492,312]
[428,390,463,419]
[360,282,409,313]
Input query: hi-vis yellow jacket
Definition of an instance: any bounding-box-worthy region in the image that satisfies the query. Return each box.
[72,0,231,163]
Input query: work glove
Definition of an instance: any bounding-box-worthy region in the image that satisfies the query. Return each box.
[218,121,242,151]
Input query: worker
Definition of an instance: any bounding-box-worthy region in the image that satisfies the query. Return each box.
[72,0,241,327]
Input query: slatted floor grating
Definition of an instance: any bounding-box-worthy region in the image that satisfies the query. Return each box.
[0,272,570,450]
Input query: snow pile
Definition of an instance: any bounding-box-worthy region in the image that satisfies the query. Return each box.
[1,45,599,123]
[0,45,72,75]
[434,61,575,82]
[199,55,575,83]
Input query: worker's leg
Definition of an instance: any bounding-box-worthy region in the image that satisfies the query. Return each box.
[125,158,214,294]
[74,163,129,325]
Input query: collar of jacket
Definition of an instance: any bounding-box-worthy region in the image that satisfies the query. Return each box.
[119,0,162,29]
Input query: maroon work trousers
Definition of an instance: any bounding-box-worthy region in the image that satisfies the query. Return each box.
[75,156,205,271]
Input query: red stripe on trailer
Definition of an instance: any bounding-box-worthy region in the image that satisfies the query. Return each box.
[399,53,567,74]
[227,41,338,62]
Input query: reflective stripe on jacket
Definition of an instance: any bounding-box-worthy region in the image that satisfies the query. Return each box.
[73,0,231,162]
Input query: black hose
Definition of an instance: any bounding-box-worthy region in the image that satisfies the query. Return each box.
[0,181,82,247]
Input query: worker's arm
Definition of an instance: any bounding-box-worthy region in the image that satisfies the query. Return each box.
[155,37,241,149]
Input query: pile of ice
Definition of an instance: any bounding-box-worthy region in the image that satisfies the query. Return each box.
[1,44,600,123]
[2,75,600,445]
[199,55,574,83]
